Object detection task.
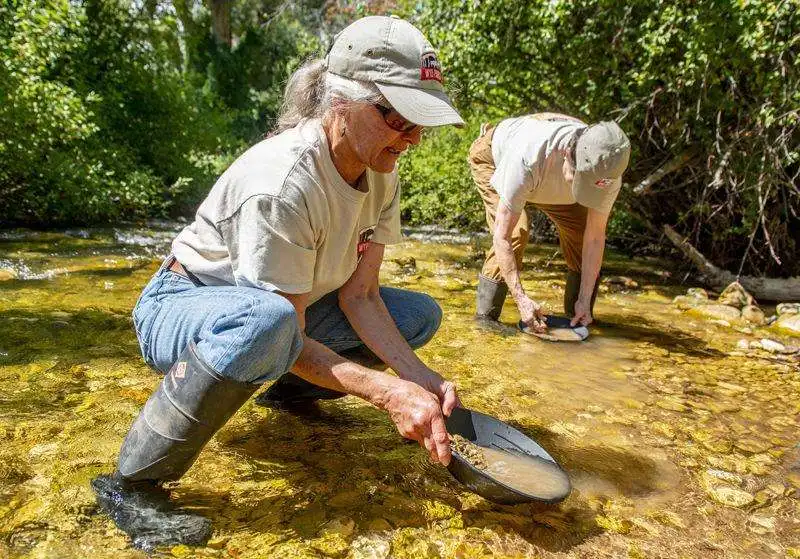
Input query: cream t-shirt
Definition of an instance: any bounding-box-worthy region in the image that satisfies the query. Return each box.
[490,117,587,213]
[172,119,402,304]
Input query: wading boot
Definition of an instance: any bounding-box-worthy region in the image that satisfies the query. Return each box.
[92,342,257,552]
[564,271,600,319]
[255,346,386,410]
[475,274,508,322]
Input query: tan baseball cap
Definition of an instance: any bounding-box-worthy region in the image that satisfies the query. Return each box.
[572,121,631,213]
[325,16,464,127]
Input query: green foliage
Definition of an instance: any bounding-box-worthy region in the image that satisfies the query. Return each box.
[1,0,796,277]
[404,0,799,276]
[0,0,314,226]
[0,0,226,224]
[398,121,484,230]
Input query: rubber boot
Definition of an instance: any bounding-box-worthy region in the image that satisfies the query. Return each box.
[92,341,257,551]
[475,274,508,321]
[564,271,600,318]
[255,346,387,409]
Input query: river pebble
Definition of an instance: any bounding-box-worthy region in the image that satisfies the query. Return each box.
[705,484,754,507]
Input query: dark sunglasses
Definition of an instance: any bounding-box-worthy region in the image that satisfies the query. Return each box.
[374,104,422,134]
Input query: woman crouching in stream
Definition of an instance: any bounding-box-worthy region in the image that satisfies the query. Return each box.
[91,16,463,551]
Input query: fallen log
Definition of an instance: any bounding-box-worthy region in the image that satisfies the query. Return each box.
[663,224,800,302]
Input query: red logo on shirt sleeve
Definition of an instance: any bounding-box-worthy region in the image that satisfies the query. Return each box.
[357,227,375,261]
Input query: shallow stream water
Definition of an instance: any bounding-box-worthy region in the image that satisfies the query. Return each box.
[0,224,798,558]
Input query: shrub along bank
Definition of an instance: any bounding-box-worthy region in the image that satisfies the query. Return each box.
[1,0,796,278]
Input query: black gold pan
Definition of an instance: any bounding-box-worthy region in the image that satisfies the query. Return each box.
[518,315,589,342]
[444,407,571,505]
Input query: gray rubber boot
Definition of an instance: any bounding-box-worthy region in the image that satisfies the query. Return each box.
[255,346,387,409]
[564,271,599,318]
[92,341,257,551]
[475,274,508,321]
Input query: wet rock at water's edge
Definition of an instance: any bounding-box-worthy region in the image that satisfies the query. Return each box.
[687,287,709,300]
[675,282,774,326]
[717,281,755,309]
[741,305,766,325]
[774,313,800,335]
[689,304,742,323]
[777,303,800,316]
[673,287,710,309]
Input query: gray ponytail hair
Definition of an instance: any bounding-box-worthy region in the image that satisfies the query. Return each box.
[275,57,385,134]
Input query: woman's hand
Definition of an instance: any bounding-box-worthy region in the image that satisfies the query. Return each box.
[406,368,461,417]
[518,295,547,332]
[380,378,455,465]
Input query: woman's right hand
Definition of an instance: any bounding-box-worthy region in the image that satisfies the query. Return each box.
[380,378,452,466]
[518,295,547,332]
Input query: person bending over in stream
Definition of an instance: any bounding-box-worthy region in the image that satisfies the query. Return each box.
[469,113,631,331]
[91,16,463,551]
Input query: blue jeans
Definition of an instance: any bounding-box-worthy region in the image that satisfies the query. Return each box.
[133,261,443,385]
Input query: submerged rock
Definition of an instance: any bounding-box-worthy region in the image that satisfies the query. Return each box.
[351,534,391,559]
[747,515,776,535]
[708,485,754,507]
[673,295,703,310]
[688,304,742,322]
[604,276,640,290]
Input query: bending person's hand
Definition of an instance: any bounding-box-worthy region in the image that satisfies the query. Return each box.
[518,295,547,332]
[381,379,453,465]
[570,298,593,327]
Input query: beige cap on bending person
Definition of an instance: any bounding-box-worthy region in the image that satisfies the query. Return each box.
[572,121,631,213]
[325,16,464,127]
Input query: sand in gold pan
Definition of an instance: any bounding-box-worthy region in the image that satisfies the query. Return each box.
[451,434,488,469]
[450,435,570,500]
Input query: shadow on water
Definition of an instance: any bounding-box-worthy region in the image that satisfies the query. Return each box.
[70,263,153,278]
[505,420,666,498]
[594,313,726,358]
[0,263,152,287]
[0,308,139,365]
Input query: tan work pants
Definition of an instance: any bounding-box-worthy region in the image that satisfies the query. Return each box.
[468,118,588,281]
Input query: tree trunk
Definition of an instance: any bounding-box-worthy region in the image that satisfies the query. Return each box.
[663,224,800,302]
[207,0,232,47]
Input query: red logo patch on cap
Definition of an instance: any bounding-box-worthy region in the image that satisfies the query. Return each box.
[595,178,614,188]
[420,52,442,82]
